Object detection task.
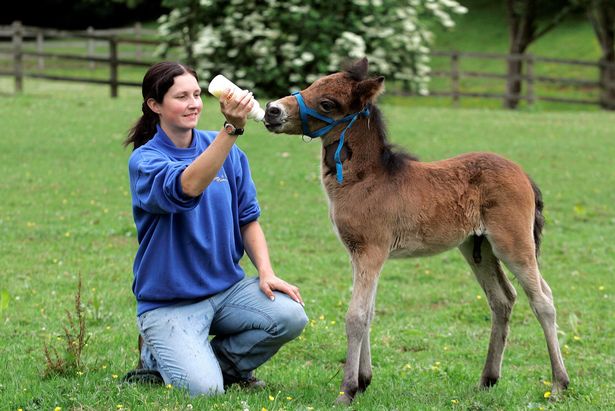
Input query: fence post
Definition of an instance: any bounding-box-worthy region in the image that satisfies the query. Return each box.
[87,26,96,69]
[451,51,460,107]
[526,53,534,106]
[36,30,45,70]
[109,37,118,98]
[12,21,23,93]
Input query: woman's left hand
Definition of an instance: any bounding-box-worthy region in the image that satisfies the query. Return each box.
[259,274,304,306]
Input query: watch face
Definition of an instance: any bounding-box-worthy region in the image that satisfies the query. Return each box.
[225,123,235,134]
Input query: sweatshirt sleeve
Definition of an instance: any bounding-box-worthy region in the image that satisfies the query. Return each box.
[129,150,201,214]
[234,148,261,226]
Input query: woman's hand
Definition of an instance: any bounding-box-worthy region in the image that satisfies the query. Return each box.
[259,273,304,306]
[219,88,254,129]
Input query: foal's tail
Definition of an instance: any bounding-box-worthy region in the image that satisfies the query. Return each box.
[529,177,545,260]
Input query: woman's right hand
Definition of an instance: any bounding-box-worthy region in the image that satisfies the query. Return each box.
[219,88,254,129]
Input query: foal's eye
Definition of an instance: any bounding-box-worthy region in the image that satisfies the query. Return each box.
[319,100,336,112]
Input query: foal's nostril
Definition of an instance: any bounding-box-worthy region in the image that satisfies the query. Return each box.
[266,105,281,117]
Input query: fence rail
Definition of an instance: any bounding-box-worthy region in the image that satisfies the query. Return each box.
[415,50,615,108]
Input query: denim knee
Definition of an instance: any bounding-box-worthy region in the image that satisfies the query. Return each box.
[180,375,224,397]
[273,300,308,342]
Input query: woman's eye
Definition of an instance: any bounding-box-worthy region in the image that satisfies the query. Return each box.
[320,101,335,112]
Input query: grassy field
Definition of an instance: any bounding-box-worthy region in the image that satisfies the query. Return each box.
[1,78,614,410]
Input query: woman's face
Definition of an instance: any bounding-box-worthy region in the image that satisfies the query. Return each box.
[151,73,203,134]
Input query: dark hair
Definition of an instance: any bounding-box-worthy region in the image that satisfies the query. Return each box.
[124,62,199,150]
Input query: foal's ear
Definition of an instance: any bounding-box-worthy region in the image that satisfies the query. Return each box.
[356,76,385,106]
[345,57,369,81]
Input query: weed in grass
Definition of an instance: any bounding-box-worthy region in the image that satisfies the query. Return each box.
[0,288,9,314]
[42,273,89,377]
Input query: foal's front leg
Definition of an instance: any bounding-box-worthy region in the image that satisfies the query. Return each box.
[336,248,386,405]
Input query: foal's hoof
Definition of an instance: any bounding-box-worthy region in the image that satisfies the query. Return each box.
[549,380,569,400]
[334,393,354,406]
[479,375,499,388]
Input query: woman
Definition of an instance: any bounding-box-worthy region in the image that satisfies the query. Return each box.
[123,62,308,396]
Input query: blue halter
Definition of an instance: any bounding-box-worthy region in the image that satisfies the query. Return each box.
[292,91,370,184]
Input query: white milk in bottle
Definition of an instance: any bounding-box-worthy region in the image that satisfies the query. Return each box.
[208,75,265,122]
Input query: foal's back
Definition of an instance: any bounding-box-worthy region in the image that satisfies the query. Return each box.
[346,151,537,257]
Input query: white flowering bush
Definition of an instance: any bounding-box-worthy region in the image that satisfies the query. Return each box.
[158,0,467,97]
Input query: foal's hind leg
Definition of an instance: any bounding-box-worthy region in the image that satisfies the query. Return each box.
[487,230,570,396]
[459,237,517,388]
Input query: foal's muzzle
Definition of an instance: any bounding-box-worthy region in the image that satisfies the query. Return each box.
[264,102,286,131]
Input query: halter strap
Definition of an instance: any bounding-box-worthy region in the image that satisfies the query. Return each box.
[292,91,370,183]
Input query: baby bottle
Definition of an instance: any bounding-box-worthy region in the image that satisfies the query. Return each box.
[208,74,265,122]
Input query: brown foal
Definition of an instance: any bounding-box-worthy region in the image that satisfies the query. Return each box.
[264,58,569,405]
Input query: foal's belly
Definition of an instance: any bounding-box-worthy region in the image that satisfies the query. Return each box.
[389,241,461,259]
[388,229,470,259]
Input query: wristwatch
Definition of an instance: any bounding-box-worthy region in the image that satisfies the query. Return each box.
[224,121,244,136]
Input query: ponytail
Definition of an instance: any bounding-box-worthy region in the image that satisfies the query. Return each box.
[123,61,199,150]
[124,102,159,150]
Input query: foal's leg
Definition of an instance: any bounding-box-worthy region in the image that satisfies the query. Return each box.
[488,230,569,396]
[459,237,517,388]
[336,247,386,406]
[357,290,377,393]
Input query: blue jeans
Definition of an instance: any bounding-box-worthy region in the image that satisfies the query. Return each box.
[137,276,308,396]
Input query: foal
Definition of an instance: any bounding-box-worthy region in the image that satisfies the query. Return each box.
[264,58,569,405]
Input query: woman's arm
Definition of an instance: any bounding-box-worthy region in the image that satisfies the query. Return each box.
[180,89,253,197]
[241,220,304,306]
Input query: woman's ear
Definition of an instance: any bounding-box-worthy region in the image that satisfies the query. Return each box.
[146,98,160,114]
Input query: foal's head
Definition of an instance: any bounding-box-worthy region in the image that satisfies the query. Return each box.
[265,58,385,141]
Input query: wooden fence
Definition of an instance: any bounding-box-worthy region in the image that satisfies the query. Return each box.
[421,50,615,108]
[1,21,613,108]
[0,21,161,97]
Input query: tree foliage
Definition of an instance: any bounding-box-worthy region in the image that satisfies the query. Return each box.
[157,0,467,97]
[2,0,165,29]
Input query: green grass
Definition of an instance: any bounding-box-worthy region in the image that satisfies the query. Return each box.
[1,79,615,410]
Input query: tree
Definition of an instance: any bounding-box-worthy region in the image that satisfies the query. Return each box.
[157,0,467,98]
[504,0,577,108]
[2,0,166,29]
[585,0,615,109]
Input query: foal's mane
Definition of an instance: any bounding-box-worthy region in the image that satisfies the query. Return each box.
[343,65,418,176]
[368,105,418,176]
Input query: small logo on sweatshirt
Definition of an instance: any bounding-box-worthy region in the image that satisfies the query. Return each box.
[213,173,228,183]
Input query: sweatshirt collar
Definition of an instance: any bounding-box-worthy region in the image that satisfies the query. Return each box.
[153,125,198,158]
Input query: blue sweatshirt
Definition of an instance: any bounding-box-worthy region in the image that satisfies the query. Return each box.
[128,125,260,316]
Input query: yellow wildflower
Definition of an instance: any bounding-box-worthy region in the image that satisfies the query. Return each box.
[544,391,551,399]
[111,374,118,379]
[269,395,275,401]
[451,399,459,404]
